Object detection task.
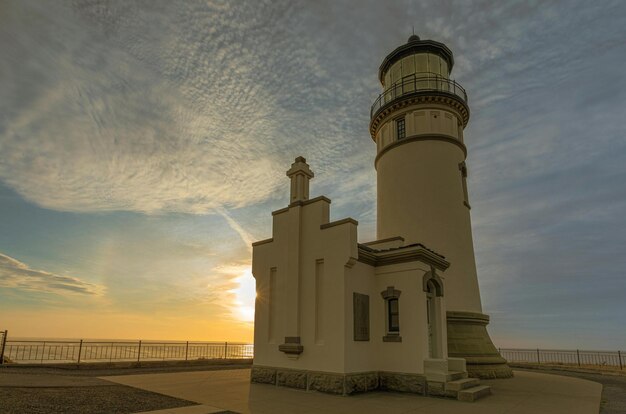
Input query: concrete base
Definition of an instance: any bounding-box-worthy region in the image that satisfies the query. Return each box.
[252,366,380,395]
[447,311,514,379]
[251,365,489,401]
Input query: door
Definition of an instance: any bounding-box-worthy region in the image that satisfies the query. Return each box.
[426,280,440,358]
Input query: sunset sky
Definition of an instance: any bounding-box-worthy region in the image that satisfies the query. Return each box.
[1,1,625,349]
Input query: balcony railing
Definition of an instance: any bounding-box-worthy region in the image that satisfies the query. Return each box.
[371,74,468,119]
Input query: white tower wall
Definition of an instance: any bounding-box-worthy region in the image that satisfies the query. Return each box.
[375,104,481,313]
[369,35,512,378]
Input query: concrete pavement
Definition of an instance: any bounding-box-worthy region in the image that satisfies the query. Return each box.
[101,368,602,414]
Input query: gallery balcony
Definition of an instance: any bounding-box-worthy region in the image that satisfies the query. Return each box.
[370,74,468,120]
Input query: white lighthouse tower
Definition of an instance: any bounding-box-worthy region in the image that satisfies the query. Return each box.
[370,35,511,378]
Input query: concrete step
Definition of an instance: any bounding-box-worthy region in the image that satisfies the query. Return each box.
[458,385,492,402]
[447,371,468,381]
[446,377,480,392]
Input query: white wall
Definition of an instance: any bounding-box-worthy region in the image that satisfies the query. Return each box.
[253,197,451,375]
[252,198,358,373]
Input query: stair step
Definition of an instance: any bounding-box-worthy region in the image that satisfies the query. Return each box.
[447,371,468,381]
[446,378,480,391]
[458,385,492,402]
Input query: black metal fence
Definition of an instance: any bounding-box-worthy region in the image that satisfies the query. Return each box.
[500,348,624,370]
[370,73,468,119]
[1,337,253,365]
[0,330,7,364]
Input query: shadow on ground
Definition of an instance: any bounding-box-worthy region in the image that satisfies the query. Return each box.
[0,363,249,414]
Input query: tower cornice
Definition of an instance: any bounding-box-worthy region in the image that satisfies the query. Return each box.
[369,93,470,140]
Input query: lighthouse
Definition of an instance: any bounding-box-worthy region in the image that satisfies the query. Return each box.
[370,35,512,379]
[250,35,510,400]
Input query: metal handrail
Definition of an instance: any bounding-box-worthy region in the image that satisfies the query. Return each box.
[0,330,7,365]
[3,338,254,364]
[499,347,624,370]
[371,74,468,119]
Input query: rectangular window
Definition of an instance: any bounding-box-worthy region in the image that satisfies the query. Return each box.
[388,298,399,332]
[396,117,406,140]
[459,162,470,208]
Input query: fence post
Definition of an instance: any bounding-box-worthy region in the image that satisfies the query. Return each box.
[185,341,189,361]
[137,340,142,363]
[619,350,623,370]
[577,349,581,367]
[0,330,7,365]
[41,341,46,364]
[77,340,83,365]
[536,348,541,364]
[224,342,228,359]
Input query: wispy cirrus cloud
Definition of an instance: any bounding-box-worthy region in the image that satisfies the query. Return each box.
[1,1,285,214]
[0,0,376,217]
[0,253,104,296]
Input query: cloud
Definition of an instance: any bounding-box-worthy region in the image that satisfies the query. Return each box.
[0,0,377,217]
[215,207,255,252]
[0,252,104,296]
[1,0,626,347]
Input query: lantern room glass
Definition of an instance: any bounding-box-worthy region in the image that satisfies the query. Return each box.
[383,52,450,93]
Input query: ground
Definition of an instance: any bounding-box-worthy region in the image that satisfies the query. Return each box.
[512,367,626,414]
[0,363,622,413]
[0,363,248,414]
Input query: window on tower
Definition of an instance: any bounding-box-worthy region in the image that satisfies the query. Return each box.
[396,117,406,140]
[459,162,471,209]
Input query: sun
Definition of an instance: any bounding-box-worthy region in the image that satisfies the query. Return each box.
[232,268,256,323]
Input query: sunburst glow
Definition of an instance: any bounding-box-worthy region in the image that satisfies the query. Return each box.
[231,268,256,323]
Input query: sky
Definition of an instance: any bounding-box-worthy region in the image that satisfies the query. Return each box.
[1,0,625,349]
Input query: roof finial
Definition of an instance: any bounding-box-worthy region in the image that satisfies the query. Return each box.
[412,25,415,36]
[286,156,314,204]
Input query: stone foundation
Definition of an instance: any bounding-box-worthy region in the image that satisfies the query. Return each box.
[276,368,307,389]
[345,372,379,394]
[252,366,434,396]
[379,371,426,394]
[250,366,276,384]
[447,311,513,379]
[308,371,346,394]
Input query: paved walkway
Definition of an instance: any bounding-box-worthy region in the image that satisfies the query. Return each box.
[514,367,626,414]
[102,368,602,414]
[0,364,247,414]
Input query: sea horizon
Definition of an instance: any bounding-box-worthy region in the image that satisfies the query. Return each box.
[5,336,251,344]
